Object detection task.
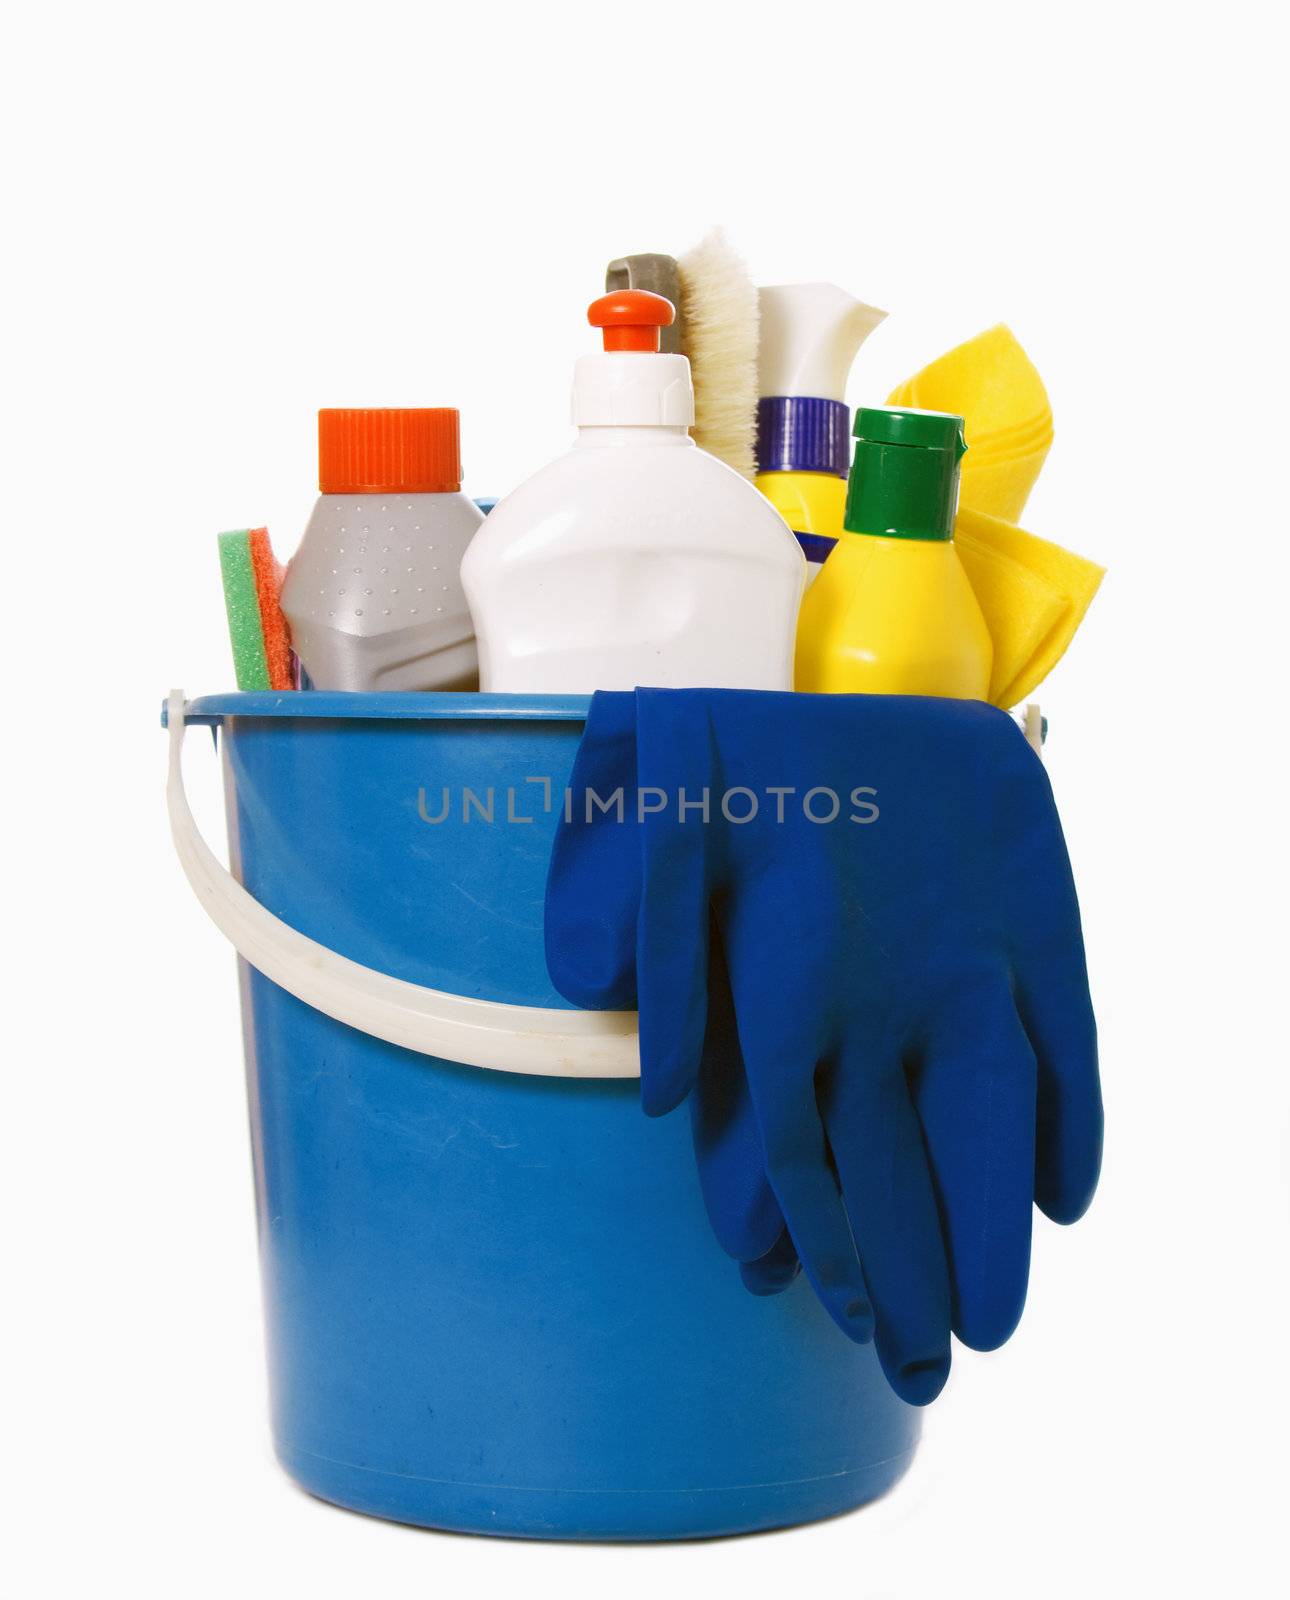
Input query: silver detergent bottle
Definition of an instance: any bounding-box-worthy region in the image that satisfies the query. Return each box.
[282,408,483,690]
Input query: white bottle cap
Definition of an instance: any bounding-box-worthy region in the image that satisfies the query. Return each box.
[758,283,887,401]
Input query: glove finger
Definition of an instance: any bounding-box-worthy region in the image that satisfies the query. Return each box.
[739,1228,802,1296]
[822,1040,952,1406]
[544,691,640,1009]
[690,931,787,1262]
[714,873,872,1341]
[1014,952,1102,1226]
[746,1062,876,1344]
[910,981,1038,1351]
[994,745,1103,1224]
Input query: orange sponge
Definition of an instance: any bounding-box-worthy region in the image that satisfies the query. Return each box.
[247,528,294,691]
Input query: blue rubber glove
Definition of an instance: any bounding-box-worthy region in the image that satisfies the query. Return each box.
[546,690,1101,1405]
[539,694,798,1296]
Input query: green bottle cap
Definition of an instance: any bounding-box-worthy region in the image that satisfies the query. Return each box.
[843,406,968,541]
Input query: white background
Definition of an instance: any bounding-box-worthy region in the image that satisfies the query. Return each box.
[5,2,1287,1595]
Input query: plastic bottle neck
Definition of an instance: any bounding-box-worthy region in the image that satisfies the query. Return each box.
[575,425,693,449]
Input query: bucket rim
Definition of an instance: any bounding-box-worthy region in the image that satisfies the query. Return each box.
[166,691,593,728]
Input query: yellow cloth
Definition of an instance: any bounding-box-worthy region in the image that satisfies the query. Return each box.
[888,323,1052,524]
[888,325,1103,708]
[955,508,1104,709]
[889,324,1051,436]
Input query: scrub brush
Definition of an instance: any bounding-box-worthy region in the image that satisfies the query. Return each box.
[217,527,294,691]
[677,229,760,479]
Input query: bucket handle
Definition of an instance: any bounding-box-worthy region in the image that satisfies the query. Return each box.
[165,690,641,1079]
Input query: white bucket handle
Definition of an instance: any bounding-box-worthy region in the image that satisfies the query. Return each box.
[165,690,641,1079]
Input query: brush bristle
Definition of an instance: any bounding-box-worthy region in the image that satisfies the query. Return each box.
[678,229,760,479]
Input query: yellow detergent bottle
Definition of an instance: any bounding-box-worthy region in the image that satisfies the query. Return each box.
[795,407,993,698]
[755,285,887,581]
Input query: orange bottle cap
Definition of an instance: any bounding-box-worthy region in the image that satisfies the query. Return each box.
[318,409,461,494]
[587,290,675,353]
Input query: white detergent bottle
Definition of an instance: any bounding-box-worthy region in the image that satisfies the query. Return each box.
[461,291,805,692]
[281,408,483,691]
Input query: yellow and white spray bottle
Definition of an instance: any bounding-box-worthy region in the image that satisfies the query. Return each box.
[795,407,992,699]
[755,284,887,581]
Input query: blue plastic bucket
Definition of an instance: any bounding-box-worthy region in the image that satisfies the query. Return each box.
[170,691,918,1540]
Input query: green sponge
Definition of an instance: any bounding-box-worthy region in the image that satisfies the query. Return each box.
[218,529,271,690]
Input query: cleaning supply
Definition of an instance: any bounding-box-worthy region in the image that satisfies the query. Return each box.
[888,325,1053,523]
[606,254,687,354]
[460,290,804,693]
[886,326,1103,707]
[546,689,1103,1398]
[955,508,1104,708]
[166,688,918,1538]
[795,407,992,698]
[217,527,294,691]
[280,408,482,692]
[676,230,760,478]
[755,284,887,580]
[604,232,764,480]
[539,691,799,1306]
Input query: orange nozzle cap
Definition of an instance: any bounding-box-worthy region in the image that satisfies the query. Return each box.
[318,408,461,494]
[587,289,675,353]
